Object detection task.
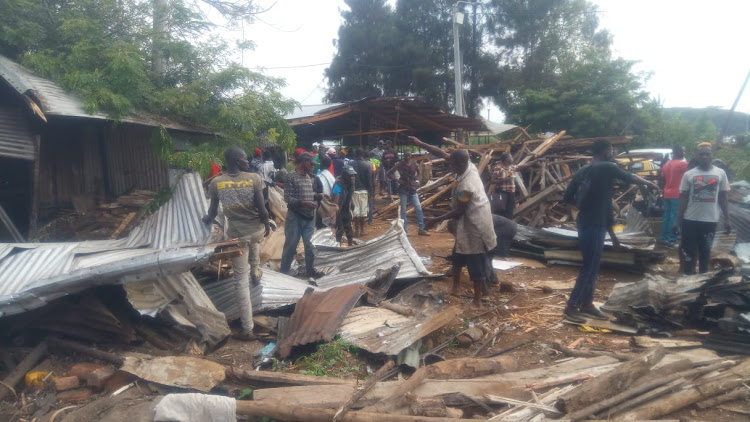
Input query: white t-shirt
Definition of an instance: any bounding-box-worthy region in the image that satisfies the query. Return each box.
[679,166,729,223]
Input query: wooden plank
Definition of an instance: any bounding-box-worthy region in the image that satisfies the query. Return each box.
[408,183,455,216]
[517,131,566,166]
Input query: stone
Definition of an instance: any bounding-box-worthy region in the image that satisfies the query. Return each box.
[54,376,80,392]
[68,363,103,381]
[57,388,93,403]
[86,366,116,390]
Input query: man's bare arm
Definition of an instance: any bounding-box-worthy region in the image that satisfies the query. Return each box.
[407,136,450,160]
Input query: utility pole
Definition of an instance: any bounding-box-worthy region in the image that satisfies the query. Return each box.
[452,2,464,117]
[716,69,750,145]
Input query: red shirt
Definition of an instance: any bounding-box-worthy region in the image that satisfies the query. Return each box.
[662,159,688,199]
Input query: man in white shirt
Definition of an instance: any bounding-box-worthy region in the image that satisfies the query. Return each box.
[674,143,731,275]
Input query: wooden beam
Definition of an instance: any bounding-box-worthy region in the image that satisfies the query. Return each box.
[395,105,453,131]
[339,129,408,137]
[288,105,357,126]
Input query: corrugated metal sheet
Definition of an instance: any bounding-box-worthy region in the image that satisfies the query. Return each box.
[0,171,216,316]
[0,107,35,160]
[0,54,212,133]
[204,270,318,320]
[0,244,217,316]
[124,272,230,347]
[314,220,429,279]
[277,284,367,358]
[124,172,211,249]
[105,124,170,197]
[338,305,462,356]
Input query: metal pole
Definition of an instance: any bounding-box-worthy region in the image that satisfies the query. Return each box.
[452,3,464,117]
[716,69,750,145]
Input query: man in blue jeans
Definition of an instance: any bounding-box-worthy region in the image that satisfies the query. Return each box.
[281,152,323,278]
[386,151,430,236]
[660,146,687,246]
[562,139,658,323]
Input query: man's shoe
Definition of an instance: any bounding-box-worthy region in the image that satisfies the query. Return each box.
[418,229,431,236]
[580,306,609,320]
[563,307,588,323]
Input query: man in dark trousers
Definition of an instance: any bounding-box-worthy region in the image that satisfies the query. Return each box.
[562,139,658,323]
[352,150,374,237]
[674,143,731,275]
[281,152,322,278]
[203,146,272,339]
[331,166,357,246]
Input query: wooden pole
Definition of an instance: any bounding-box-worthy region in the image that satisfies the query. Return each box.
[0,342,47,401]
[235,401,470,421]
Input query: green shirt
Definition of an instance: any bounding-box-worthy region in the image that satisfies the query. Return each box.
[209,172,265,238]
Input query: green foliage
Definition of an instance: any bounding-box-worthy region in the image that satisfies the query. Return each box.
[0,0,298,168]
[237,388,253,400]
[294,338,360,377]
[714,145,750,182]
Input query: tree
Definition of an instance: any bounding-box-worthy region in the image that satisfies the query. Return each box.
[0,0,297,175]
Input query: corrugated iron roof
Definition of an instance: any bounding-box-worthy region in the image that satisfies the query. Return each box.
[0,171,217,316]
[0,54,211,133]
[124,272,230,348]
[314,220,429,279]
[0,107,36,160]
[277,284,368,358]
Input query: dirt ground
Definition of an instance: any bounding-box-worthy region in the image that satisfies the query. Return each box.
[2,198,749,421]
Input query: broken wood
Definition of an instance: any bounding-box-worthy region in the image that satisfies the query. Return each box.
[362,355,516,414]
[565,359,737,421]
[0,342,47,401]
[696,386,750,409]
[333,361,396,421]
[407,183,455,216]
[236,400,469,422]
[226,366,352,387]
[553,341,633,362]
[555,345,666,414]
[485,394,563,416]
[617,360,750,420]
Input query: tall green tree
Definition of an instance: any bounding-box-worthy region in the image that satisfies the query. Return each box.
[0,0,297,174]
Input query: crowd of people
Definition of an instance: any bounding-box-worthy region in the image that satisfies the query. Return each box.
[200,137,733,336]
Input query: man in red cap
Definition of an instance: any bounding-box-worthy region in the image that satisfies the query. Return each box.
[287,147,306,172]
[249,148,263,173]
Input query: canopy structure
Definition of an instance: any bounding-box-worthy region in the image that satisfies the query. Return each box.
[286,96,489,146]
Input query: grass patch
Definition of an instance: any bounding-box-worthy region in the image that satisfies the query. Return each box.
[294,338,362,377]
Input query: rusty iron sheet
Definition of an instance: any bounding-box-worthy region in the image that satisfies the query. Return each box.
[120,355,225,392]
[277,284,368,359]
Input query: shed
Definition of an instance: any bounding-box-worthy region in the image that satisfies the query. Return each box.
[286,97,487,148]
[0,54,214,240]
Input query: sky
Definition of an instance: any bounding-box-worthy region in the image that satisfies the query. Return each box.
[235,0,750,122]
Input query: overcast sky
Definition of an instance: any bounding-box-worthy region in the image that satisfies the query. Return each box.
[236,0,750,121]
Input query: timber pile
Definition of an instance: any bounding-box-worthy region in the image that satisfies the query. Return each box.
[37,190,156,241]
[376,131,643,229]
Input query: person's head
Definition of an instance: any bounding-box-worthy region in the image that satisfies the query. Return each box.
[293,147,305,158]
[327,147,336,156]
[355,150,364,160]
[340,148,347,158]
[591,139,613,160]
[254,148,262,157]
[296,152,315,174]
[696,142,713,169]
[262,149,271,160]
[224,146,249,172]
[320,156,331,170]
[449,149,469,175]
[378,140,385,148]
[319,144,327,155]
[672,145,686,160]
[500,153,513,166]
[403,151,412,162]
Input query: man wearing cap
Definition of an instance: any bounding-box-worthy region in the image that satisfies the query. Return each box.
[249,148,263,173]
[287,147,306,172]
[281,152,322,277]
[203,146,272,339]
[329,148,345,177]
[674,143,731,275]
[331,166,357,246]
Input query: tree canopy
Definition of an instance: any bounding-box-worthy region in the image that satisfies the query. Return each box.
[0,0,297,174]
[325,0,656,138]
